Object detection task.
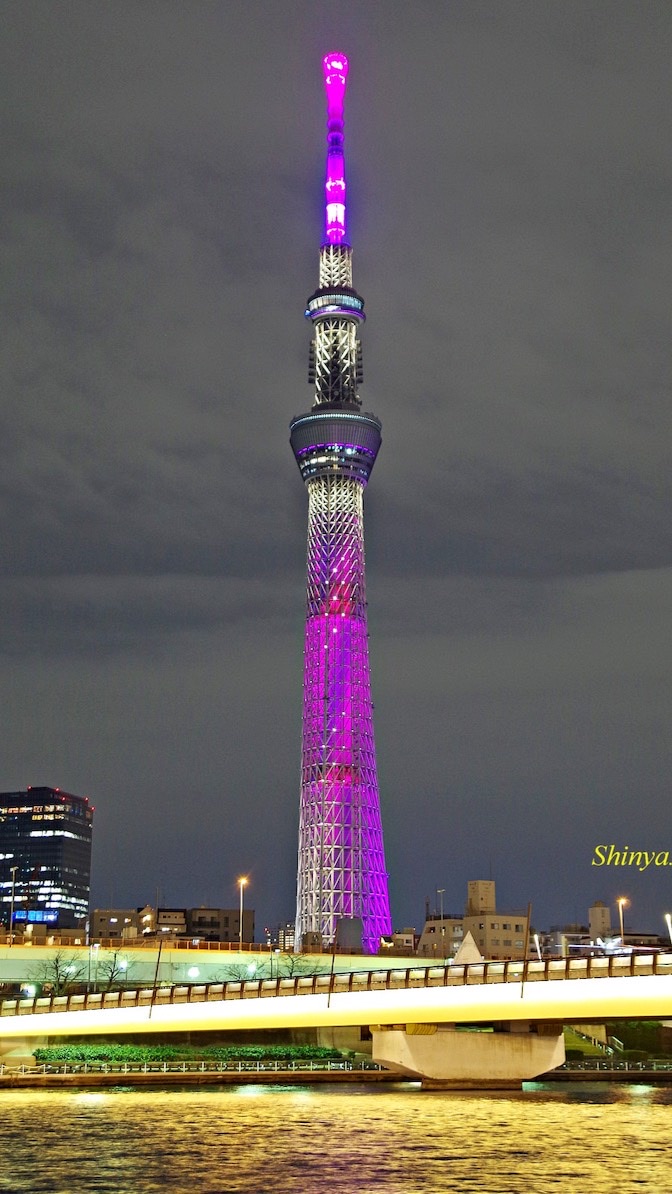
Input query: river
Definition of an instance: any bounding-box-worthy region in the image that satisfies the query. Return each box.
[0,1081,670,1192]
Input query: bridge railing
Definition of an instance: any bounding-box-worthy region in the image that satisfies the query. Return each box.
[2,952,670,1018]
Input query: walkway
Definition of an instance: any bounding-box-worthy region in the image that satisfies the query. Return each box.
[2,952,672,1039]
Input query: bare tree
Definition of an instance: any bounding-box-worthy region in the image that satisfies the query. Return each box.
[95,951,133,991]
[269,953,331,979]
[28,951,85,996]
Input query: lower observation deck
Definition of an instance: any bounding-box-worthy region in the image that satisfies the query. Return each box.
[290,408,381,483]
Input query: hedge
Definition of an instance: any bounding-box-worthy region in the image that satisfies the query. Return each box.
[33,1043,347,1065]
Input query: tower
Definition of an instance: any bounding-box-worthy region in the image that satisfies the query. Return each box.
[290,54,391,954]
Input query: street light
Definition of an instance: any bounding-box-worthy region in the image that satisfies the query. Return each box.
[617,897,628,947]
[8,866,18,947]
[238,876,248,950]
[437,888,446,953]
[88,942,100,992]
[664,913,672,947]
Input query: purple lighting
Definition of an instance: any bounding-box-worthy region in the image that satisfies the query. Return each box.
[291,54,391,955]
[323,53,348,244]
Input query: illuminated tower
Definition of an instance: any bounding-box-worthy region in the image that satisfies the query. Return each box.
[290,53,391,953]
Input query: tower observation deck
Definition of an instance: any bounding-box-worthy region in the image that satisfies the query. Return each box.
[290,54,391,954]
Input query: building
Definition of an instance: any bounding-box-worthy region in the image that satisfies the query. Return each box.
[416,914,465,959]
[90,905,255,945]
[89,907,148,940]
[264,922,296,951]
[380,928,418,957]
[187,906,254,944]
[416,881,530,961]
[542,901,665,957]
[588,900,612,941]
[290,54,391,954]
[463,881,530,960]
[0,786,93,931]
[466,880,497,917]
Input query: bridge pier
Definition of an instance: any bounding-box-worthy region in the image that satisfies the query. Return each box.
[371,1022,565,1089]
[0,1035,46,1067]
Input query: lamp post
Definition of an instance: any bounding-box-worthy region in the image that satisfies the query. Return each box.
[94,943,101,991]
[88,942,100,993]
[665,913,672,948]
[238,877,248,950]
[617,898,628,948]
[437,888,446,953]
[8,866,18,947]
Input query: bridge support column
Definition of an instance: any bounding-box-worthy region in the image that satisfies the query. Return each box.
[371,1023,565,1089]
[0,1035,45,1067]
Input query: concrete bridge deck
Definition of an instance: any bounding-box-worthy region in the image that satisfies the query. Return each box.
[2,952,671,1039]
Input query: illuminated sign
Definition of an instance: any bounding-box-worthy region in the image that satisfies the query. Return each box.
[13,908,59,924]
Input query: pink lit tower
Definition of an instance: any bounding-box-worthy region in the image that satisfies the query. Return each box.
[290,54,391,953]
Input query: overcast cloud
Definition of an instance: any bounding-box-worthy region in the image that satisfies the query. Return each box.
[2,2,671,939]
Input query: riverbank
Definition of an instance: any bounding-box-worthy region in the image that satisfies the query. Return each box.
[540,1066,672,1084]
[3,1064,672,1089]
[0,1065,401,1089]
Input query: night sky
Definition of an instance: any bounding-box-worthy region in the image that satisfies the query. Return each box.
[3,3,671,941]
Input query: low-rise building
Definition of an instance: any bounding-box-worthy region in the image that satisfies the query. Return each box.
[416,916,464,959]
[91,904,255,944]
[416,880,530,961]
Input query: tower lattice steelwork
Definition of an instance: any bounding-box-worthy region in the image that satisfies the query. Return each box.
[290,54,391,954]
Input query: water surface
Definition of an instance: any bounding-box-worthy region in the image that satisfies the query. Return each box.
[0,1081,670,1192]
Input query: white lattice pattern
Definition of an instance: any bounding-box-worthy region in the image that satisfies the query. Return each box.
[295,476,391,952]
[319,244,353,289]
[312,319,359,407]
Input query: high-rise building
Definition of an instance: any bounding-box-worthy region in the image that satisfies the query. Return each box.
[0,786,93,930]
[290,54,391,953]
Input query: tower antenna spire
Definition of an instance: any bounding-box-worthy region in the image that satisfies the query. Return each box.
[303,52,365,407]
[322,52,349,245]
[290,54,391,954]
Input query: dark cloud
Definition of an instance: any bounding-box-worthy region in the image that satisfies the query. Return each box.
[2,1,671,937]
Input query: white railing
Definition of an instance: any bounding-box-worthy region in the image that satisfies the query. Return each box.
[2,952,671,1019]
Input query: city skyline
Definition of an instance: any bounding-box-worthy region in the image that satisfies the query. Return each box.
[2,4,672,939]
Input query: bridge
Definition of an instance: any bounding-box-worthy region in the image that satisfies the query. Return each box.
[3,952,672,1087]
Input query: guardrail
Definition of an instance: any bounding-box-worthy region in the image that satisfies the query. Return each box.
[1,936,268,953]
[0,1058,384,1077]
[557,1058,672,1073]
[2,952,671,1019]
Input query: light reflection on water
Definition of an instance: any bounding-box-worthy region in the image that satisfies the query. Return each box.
[0,1082,671,1193]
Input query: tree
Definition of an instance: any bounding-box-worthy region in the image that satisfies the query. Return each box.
[28,951,85,996]
[95,950,132,991]
[266,953,331,979]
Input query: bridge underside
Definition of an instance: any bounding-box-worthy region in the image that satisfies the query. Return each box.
[2,968,670,1087]
[371,1022,565,1089]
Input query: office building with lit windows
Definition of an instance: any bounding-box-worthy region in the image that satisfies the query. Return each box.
[0,786,94,930]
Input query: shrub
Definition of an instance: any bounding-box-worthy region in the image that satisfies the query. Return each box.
[33,1042,346,1065]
